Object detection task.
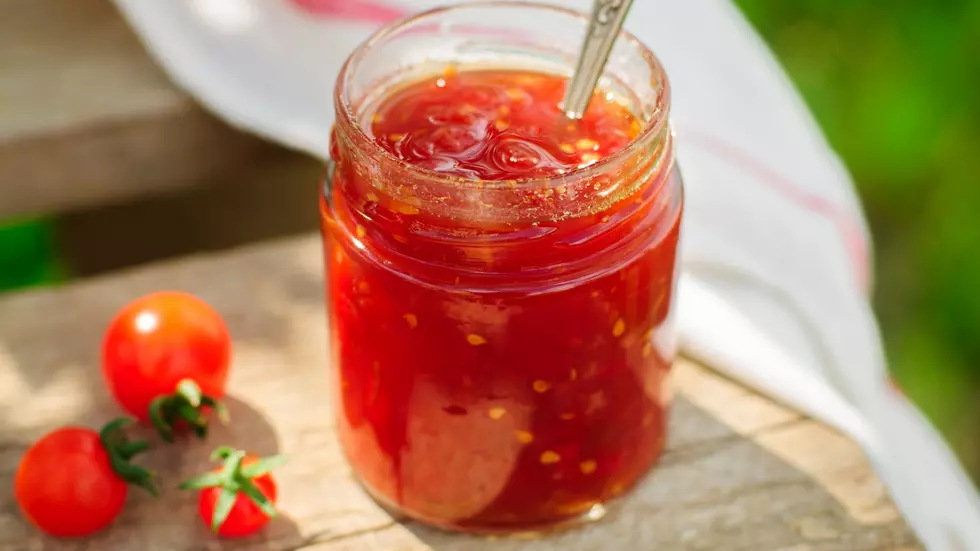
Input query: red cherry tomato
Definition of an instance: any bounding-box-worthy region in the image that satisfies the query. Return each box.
[198,457,279,538]
[102,291,231,422]
[15,427,129,537]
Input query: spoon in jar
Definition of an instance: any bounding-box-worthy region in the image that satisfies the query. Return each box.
[561,0,635,120]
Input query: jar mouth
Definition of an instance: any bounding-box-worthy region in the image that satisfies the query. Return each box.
[334,0,671,191]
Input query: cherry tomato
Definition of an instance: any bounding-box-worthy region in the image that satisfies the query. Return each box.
[102,291,231,422]
[196,456,279,538]
[15,427,128,537]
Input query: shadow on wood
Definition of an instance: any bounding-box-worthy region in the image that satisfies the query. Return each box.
[395,394,917,551]
[53,149,322,281]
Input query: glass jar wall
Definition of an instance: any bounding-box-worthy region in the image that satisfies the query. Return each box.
[320,1,683,533]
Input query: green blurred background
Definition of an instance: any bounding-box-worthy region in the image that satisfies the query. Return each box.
[733,0,980,479]
[1,0,978,479]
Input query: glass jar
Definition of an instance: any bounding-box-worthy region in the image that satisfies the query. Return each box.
[320,1,682,534]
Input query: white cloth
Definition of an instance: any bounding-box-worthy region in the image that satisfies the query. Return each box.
[113,0,980,547]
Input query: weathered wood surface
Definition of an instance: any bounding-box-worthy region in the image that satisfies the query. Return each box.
[0,0,276,218]
[0,235,920,550]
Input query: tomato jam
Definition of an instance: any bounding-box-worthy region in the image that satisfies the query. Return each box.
[323,11,681,532]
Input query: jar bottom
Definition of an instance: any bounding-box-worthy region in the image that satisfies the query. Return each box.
[351,456,662,537]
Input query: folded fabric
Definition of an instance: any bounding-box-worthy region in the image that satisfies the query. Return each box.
[113,0,980,547]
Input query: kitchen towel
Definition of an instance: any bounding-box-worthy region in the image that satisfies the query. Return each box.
[112,0,980,548]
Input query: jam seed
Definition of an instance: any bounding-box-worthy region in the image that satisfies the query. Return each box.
[366,191,379,202]
[612,318,626,337]
[372,113,384,124]
[580,153,601,166]
[504,88,524,100]
[355,225,367,239]
[570,368,578,381]
[532,380,551,393]
[497,105,511,116]
[514,430,534,444]
[494,119,510,131]
[540,451,561,465]
[489,407,507,420]
[560,143,575,154]
[467,333,488,346]
[580,460,598,475]
[575,138,599,151]
[357,281,370,293]
[642,342,653,358]
[391,201,420,215]
[388,133,406,142]
[403,313,418,329]
[559,413,576,421]
[630,119,642,135]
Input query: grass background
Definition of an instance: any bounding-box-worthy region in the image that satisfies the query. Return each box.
[733,0,980,478]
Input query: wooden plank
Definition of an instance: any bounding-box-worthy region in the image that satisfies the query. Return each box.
[0,0,274,218]
[0,235,921,550]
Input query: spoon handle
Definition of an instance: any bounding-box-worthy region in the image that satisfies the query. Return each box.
[562,0,635,120]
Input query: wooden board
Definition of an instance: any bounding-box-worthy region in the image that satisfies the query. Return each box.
[0,235,920,550]
[0,0,276,218]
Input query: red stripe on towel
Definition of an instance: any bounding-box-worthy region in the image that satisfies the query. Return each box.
[289,0,406,23]
[683,127,871,292]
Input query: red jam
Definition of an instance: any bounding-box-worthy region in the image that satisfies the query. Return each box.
[369,70,639,179]
[322,69,682,531]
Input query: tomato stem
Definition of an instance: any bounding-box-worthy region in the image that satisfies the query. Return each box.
[117,440,151,459]
[180,446,287,533]
[99,418,158,496]
[148,378,228,442]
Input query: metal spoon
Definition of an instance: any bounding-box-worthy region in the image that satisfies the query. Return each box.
[561,0,635,120]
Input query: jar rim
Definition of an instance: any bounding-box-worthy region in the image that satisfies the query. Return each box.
[334,0,671,191]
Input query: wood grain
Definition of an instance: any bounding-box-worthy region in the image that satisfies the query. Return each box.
[0,235,920,550]
[0,0,274,218]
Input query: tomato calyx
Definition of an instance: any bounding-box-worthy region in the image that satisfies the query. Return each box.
[148,379,228,442]
[180,447,287,533]
[99,418,158,496]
